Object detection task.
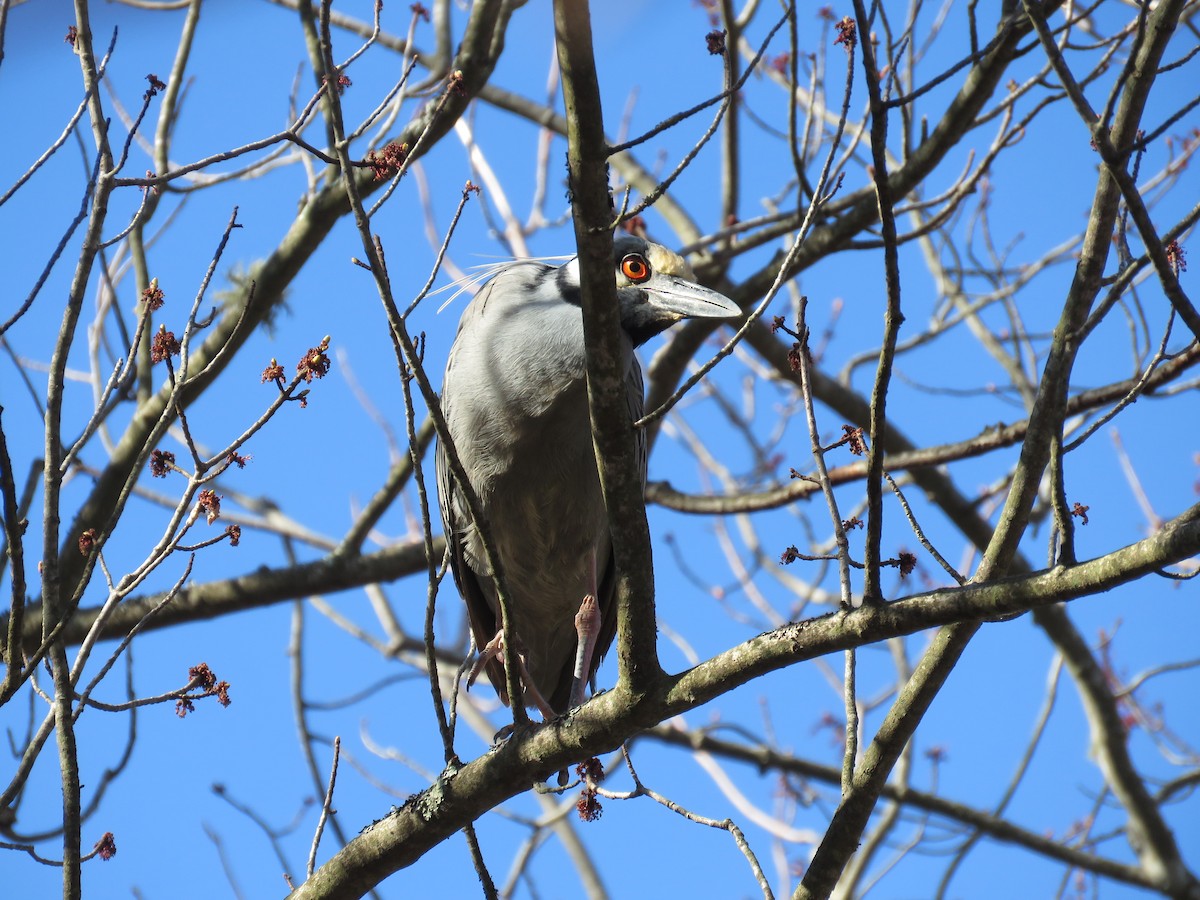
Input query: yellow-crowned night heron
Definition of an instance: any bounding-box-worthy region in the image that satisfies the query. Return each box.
[436,235,740,717]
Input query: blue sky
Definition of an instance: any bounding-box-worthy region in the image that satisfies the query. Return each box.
[2,2,1198,898]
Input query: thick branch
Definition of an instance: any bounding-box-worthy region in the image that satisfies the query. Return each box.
[14,539,436,649]
[291,500,1200,898]
[554,0,663,698]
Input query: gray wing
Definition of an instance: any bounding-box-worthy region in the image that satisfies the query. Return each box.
[434,319,515,702]
[436,420,516,705]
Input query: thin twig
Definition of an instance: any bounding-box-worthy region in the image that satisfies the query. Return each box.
[306,736,342,878]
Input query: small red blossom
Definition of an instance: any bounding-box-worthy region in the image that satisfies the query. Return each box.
[261,358,285,383]
[94,832,117,861]
[1165,240,1187,276]
[1071,502,1090,526]
[65,26,78,47]
[365,141,409,181]
[577,789,603,822]
[780,545,800,565]
[78,528,98,556]
[577,757,604,784]
[447,69,466,95]
[182,663,232,708]
[843,425,866,455]
[190,663,217,690]
[141,277,165,311]
[706,29,726,56]
[225,524,242,547]
[226,451,250,469]
[297,336,332,383]
[149,449,176,478]
[575,759,605,826]
[898,551,917,577]
[770,53,790,76]
[834,16,857,50]
[198,489,221,525]
[324,71,352,95]
[150,326,180,364]
[787,342,803,372]
[842,516,863,531]
[411,3,430,21]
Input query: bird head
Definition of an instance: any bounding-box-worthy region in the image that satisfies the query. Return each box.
[608,236,741,346]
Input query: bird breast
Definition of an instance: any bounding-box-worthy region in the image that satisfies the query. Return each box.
[442,266,633,608]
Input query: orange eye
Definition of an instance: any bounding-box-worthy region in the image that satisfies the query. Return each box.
[620,254,651,283]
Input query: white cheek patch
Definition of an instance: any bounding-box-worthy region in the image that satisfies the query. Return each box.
[646,244,694,281]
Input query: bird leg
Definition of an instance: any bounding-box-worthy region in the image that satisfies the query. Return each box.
[468,629,558,721]
[570,596,600,709]
[569,551,602,709]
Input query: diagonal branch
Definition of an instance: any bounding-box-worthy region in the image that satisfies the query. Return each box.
[290,500,1200,898]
